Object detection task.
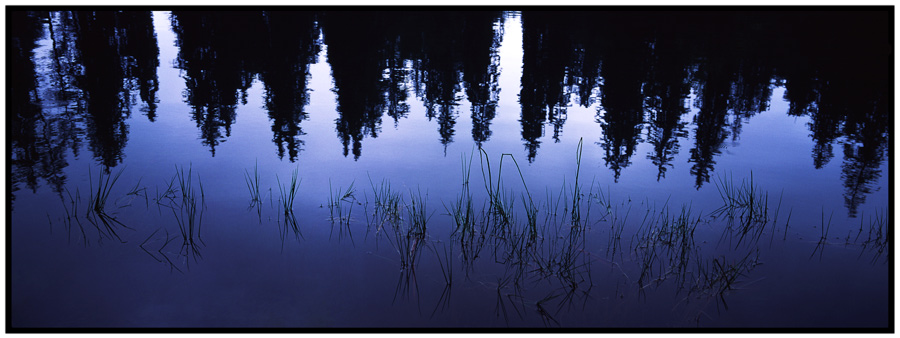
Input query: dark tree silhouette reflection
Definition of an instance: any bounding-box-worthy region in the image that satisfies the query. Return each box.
[688,55,733,189]
[171,11,264,156]
[10,11,52,200]
[406,12,504,153]
[320,12,389,160]
[321,11,502,158]
[8,10,891,217]
[519,12,579,162]
[643,23,692,181]
[74,11,159,169]
[172,11,321,161]
[259,12,320,162]
[9,10,159,205]
[513,10,891,208]
[461,13,503,148]
[595,15,651,182]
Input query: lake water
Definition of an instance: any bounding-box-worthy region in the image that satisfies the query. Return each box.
[8,10,892,330]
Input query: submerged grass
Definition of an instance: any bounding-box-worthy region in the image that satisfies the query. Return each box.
[245,161,262,221]
[858,207,888,264]
[366,176,404,243]
[85,166,130,243]
[276,167,302,243]
[713,172,770,247]
[571,138,584,227]
[690,250,762,311]
[328,180,356,243]
[37,139,885,325]
[173,164,205,262]
[810,208,834,260]
[445,152,477,237]
[385,187,433,272]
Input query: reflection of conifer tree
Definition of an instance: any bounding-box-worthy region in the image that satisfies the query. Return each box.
[9,11,49,199]
[74,11,130,169]
[417,13,465,151]
[597,19,650,182]
[259,12,320,162]
[120,11,160,122]
[834,51,890,218]
[45,11,80,104]
[780,60,819,118]
[807,89,846,169]
[384,35,411,125]
[171,12,264,156]
[780,12,891,215]
[321,12,388,160]
[12,10,160,201]
[643,31,691,181]
[72,11,158,169]
[461,12,503,148]
[573,38,602,108]
[519,12,577,161]
[840,100,888,217]
[728,58,774,142]
[840,127,886,218]
[688,56,733,189]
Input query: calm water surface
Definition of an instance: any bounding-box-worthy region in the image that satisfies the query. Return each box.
[8,10,892,329]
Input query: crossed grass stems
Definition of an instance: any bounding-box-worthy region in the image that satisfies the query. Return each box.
[46,141,888,325]
[53,164,207,272]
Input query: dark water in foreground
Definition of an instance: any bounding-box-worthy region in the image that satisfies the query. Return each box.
[8,9,892,329]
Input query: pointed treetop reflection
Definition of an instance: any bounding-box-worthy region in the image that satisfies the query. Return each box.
[171,11,266,156]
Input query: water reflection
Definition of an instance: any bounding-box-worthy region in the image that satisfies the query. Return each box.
[411,12,504,153]
[260,12,320,162]
[76,11,159,168]
[8,10,892,217]
[10,11,51,200]
[643,23,691,181]
[173,11,321,161]
[519,12,578,162]
[321,11,503,158]
[595,15,651,182]
[171,11,262,156]
[320,12,389,160]
[10,11,159,201]
[514,10,891,196]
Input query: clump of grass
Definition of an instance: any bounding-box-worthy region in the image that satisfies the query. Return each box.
[690,250,762,311]
[478,148,541,239]
[407,187,431,237]
[276,167,302,243]
[385,187,433,273]
[605,200,633,261]
[631,202,702,290]
[502,153,537,239]
[172,164,205,262]
[858,207,888,264]
[367,175,403,235]
[445,152,476,237]
[479,147,514,230]
[328,180,356,243]
[244,161,262,221]
[713,171,769,247]
[85,166,130,243]
[154,175,179,214]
